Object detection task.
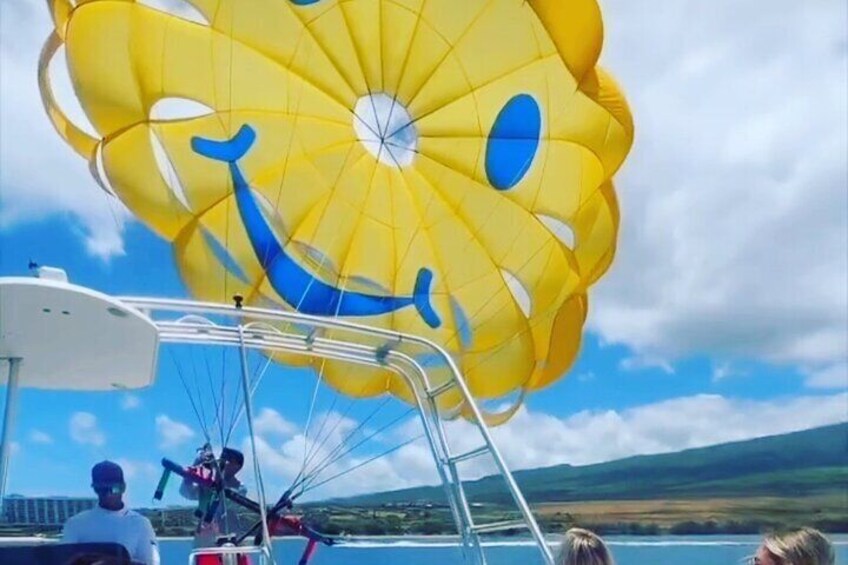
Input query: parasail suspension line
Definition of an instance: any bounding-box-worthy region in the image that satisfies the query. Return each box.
[293,405,414,495]
[225,338,276,448]
[292,396,392,493]
[169,349,212,445]
[297,433,425,498]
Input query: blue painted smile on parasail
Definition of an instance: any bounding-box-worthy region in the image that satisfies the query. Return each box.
[191,125,440,328]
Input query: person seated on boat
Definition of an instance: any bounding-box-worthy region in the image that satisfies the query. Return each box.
[555,527,614,565]
[180,445,247,545]
[752,527,835,565]
[62,461,160,565]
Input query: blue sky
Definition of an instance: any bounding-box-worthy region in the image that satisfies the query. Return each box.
[1,0,846,508]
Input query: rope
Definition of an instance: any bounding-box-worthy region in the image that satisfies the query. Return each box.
[297,434,425,498]
[295,410,415,495]
[168,350,211,445]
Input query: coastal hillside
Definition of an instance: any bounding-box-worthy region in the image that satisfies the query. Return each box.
[3,424,843,538]
[333,422,848,506]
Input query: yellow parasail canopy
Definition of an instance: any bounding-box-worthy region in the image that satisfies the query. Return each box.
[39,0,633,423]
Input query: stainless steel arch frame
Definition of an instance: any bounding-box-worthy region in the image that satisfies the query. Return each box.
[122,296,555,565]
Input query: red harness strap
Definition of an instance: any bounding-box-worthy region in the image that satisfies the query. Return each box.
[298,539,319,565]
[269,516,319,565]
[270,515,307,536]
[195,554,250,565]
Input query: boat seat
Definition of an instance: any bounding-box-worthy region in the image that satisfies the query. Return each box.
[0,541,134,564]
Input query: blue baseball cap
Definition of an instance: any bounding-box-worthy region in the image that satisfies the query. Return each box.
[91,460,124,488]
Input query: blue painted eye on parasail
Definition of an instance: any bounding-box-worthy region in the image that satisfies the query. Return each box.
[485,94,542,191]
[289,0,322,5]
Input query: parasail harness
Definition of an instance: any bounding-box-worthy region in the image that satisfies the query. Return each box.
[154,455,336,565]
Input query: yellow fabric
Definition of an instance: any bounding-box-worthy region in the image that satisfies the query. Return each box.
[40,0,634,423]
[38,32,98,160]
[46,0,74,40]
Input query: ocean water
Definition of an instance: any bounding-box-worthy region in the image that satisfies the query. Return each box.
[159,535,848,564]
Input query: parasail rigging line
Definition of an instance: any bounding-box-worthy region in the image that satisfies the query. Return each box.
[293,231,361,483]
[221,347,243,448]
[264,129,362,481]
[293,395,393,491]
[300,357,328,481]
[189,346,212,443]
[298,401,408,490]
[289,140,426,498]
[293,368,397,492]
[293,408,417,497]
[294,376,341,487]
[202,347,227,448]
[224,346,276,448]
[169,349,212,446]
[296,433,425,499]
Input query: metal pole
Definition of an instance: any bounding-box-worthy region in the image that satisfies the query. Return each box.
[236,327,274,564]
[130,298,553,564]
[445,371,554,565]
[0,358,22,521]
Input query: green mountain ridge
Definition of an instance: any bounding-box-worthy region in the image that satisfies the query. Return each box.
[332,422,848,506]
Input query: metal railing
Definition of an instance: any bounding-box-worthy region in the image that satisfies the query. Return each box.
[121,297,554,565]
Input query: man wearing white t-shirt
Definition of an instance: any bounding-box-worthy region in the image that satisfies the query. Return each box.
[62,460,161,565]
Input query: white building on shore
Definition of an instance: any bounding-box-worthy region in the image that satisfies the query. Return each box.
[2,495,96,526]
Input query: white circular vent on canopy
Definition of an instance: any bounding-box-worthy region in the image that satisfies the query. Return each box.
[353,93,417,167]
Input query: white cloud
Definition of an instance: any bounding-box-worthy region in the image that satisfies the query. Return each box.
[439,393,848,478]
[587,0,848,384]
[711,363,746,383]
[114,458,159,481]
[113,458,161,505]
[803,362,848,389]
[576,372,595,383]
[155,414,196,449]
[246,432,432,502]
[234,408,434,501]
[10,441,20,456]
[254,408,298,438]
[251,409,359,478]
[619,355,674,375]
[121,394,141,411]
[29,430,52,444]
[0,0,844,387]
[69,412,105,447]
[247,393,848,499]
[0,0,130,259]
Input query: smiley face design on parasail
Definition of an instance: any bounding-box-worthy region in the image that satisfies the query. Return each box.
[40,0,633,421]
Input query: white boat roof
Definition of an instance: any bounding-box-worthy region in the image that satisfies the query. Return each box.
[0,276,158,390]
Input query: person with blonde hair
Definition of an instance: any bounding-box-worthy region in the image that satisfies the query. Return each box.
[752,527,835,565]
[556,527,614,565]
